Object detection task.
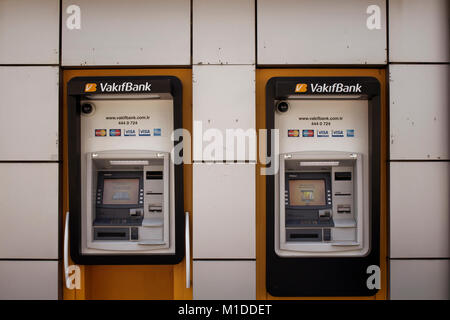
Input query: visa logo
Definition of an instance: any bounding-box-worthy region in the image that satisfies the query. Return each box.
[317,130,329,137]
[332,130,344,137]
[139,129,151,136]
[124,129,136,136]
[302,129,314,137]
[109,129,121,136]
[311,83,362,93]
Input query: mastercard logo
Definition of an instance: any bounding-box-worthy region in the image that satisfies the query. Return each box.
[95,129,106,137]
[295,83,307,93]
[85,83,97,92]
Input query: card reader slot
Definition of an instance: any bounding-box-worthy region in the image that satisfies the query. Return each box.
[337,204,351,214]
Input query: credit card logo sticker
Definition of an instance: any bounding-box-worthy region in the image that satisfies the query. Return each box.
[95,129,106,137]
[347,129,355,137]
[288,129,300,137]
[153,128,161,136]
[109,129,121,136]
[317,130,329,137]
[124,129,136,136]
[295,83,308,93]
[139,129,151,136]
[302,129,314,137]
[84,83,97,92]
[332,130,344,137]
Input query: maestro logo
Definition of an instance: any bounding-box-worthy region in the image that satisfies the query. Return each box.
[84,83,97,92]
[295,83,308,93]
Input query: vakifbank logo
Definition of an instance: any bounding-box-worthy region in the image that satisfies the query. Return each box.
[84,82,152,93]
[85,83,97,92]
[295,83,308,93]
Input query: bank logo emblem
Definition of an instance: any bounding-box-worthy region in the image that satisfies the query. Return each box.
[85,83,97,92]
[295,83,308,93]
[302,129,314,137]
[109,129,121,136]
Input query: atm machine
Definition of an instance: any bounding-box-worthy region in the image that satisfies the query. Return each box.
[266,77,381,296]
[67,76,184,265]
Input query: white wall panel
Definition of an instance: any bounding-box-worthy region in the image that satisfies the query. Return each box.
[61,0,190,66]
[389,0,449,62]
[390,65,449,160]
[390,260,450,300]
[0,261,59,299]
[193,0,255,64]
[0,67,59,161]
[193,65,255,161]
[257,0,386,64]
[193,163,255,259]
[0,164,59,259]
[0,0,59,64]
[390,162,449,258]
[193,261,256,300]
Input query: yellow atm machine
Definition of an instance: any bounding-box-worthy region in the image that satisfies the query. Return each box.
[264,74,384,297]
[66,76,185,265]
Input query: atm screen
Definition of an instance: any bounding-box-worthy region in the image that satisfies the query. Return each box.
[289,179,325,206]
[103,178,139,205]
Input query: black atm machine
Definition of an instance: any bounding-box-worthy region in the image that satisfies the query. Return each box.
[266,76,381,296]
[66,76,185,265]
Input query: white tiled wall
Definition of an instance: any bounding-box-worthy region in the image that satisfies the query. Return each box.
[389,0,449,63]
[257,0,387,64]
[192,1,256,300]
[193,261,256,300]
[193,163,255,259]
[390,162,450,258]
[0,67,59,161]
[388,0,449,300]
[193,65,256,162]
[61,0,191,66]
[0,0,59,64]
[0,164,59,259]
[0,1,60,300]
[193,0,255,65]
[389,65,449,160]
[390,260,450,300]
[0,261,59,300]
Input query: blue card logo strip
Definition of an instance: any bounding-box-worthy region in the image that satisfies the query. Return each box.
[153,128,161,136]
[347,129,355,137]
